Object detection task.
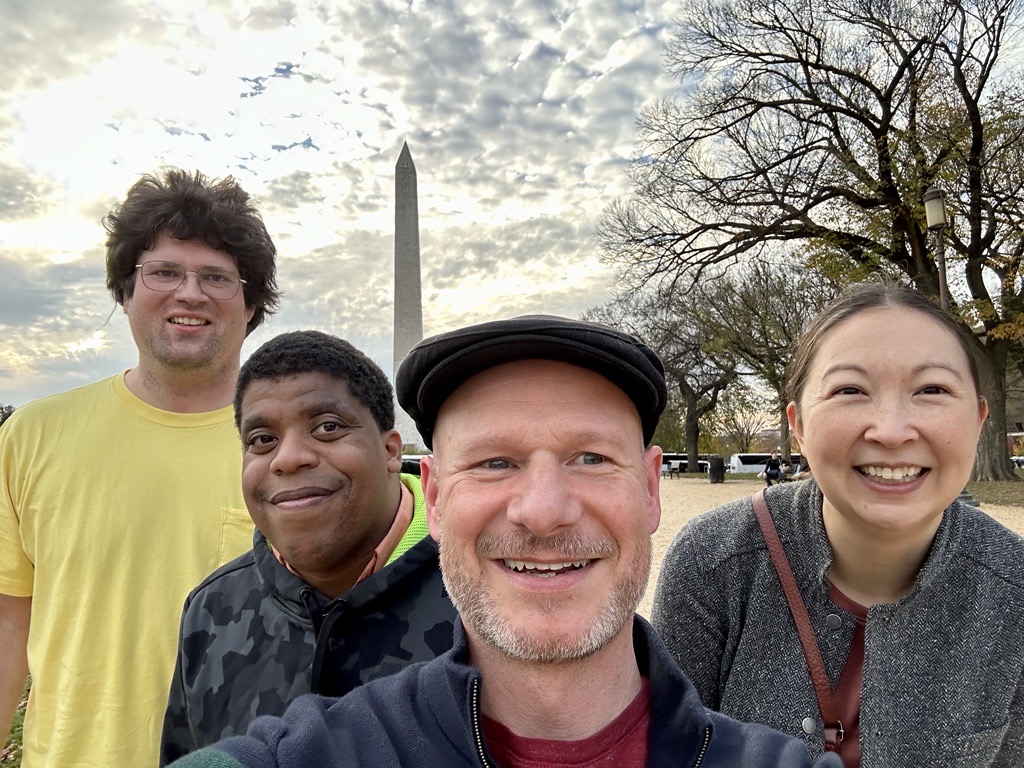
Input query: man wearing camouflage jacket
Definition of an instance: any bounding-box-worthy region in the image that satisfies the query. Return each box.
[160,330,456,763]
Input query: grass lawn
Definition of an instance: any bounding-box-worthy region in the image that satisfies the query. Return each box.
[967,467,1024,505]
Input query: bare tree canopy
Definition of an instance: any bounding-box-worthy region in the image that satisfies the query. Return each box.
[0,404,14,428]
[601,0,1024,479]
[693,258,839,451]
[585,287,736,472]
[704,382,775,454]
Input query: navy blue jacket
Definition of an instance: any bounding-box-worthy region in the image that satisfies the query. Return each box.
[169,617,841,767]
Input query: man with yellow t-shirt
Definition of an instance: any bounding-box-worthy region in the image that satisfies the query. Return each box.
[0,169,280,767]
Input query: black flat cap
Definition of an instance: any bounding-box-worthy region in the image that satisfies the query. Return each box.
[396,314,667,449]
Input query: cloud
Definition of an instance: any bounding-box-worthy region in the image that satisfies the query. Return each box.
[244,1,299,31]
[0,164,57,220]
[262,170,324,210]
[0,255,65,323]
[0,0,133,95]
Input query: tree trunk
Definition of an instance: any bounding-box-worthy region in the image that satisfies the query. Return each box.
[684,394,702,474]
[778,401,792,461]
[975,340,1017,481]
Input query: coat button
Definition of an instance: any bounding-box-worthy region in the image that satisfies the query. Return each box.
[826,613,842,629]
[802,717,816,734]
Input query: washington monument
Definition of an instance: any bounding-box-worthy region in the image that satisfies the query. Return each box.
[393,142,423,445]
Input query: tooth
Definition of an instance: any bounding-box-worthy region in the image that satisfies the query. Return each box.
[892,469,904,480]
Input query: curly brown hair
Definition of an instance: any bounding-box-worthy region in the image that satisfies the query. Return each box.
[104,169,280,335]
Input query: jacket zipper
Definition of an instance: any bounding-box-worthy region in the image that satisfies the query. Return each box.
[471,678,494,768]
[473,678,710,768]
[692,726,711,767]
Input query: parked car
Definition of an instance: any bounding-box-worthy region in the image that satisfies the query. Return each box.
[1012,455,1024,469]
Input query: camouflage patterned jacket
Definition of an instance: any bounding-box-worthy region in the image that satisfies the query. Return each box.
[160,475,456,764]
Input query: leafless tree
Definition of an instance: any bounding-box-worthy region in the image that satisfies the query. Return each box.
[704,383,773,454]
[586,286,737,473]
[0,404,14,428]
[601,0,1024,479]
[693,258,839,452]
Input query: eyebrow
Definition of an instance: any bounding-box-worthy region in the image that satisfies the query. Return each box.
[449,428,635,455]
[141,260,238,275]
[819,362,967,380]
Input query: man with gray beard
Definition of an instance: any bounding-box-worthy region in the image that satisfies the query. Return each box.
[165,316,840,768]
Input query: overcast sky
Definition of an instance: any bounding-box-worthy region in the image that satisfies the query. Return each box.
[1,0,680,406]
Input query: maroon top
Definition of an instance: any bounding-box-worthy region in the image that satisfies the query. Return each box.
[482,679,650,768]
[830,584,868,768]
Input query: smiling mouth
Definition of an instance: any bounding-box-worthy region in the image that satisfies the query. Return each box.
[857,465,925,484]
[502,559,591,576]
[270,487,334,504]
[169,317,210,326]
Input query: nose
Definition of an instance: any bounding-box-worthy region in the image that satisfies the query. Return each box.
[505,457,583,537]
[174,270,208,302]
[270,432,318,474]
[864,398,918,447]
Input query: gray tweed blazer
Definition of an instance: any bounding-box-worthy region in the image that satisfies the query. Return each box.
[652,480,1024,766]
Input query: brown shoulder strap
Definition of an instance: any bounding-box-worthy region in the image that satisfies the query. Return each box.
[751,489,843,752]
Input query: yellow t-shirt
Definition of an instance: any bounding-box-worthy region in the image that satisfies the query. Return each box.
[0,374,253,767]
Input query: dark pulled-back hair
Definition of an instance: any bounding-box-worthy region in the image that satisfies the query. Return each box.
[235,330,395,432]
[104,168,280,335]
[786,280,983,406]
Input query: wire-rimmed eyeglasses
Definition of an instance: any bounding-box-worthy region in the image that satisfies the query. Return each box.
[135,261,246,301]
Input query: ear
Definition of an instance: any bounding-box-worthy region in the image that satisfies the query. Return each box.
[786,402,805,450]
[245,303,256,324]
[642,446,663,534]
[978,396,989,428]
[381,429,403,473]
[420,455,441,543]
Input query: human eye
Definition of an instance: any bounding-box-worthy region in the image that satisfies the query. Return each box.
[149,263,183,280]
[831,385,863,396]
[483,458,511,470]
[311,419,347,438]
[202,271,234,285]
[917,384,950,396]
[572,452,605,465]
[245,432,277,453]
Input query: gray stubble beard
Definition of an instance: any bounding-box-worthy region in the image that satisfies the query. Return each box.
[438,526,651,664]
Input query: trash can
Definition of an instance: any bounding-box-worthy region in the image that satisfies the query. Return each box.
[708,455,725,484]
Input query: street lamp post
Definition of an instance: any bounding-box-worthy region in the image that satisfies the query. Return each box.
[922,185,981,506]
[922,185,950,311]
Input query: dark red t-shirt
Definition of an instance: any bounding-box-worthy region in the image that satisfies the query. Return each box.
[481,678,650,768]
[830,584,868,768]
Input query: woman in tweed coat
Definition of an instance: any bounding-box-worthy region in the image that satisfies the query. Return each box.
[653,282,1024,767]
